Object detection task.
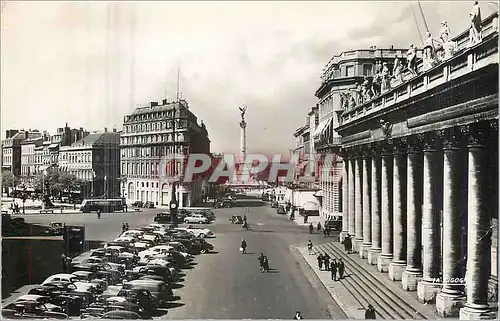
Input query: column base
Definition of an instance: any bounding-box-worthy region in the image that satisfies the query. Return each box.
[460,305,497,320]
[353,238,363,253]
[417,280,441,303]
[359,243,372,259]
[367,248,381,265]
[401,270,422,291]
[436,292,466,318]
[377,254,393,273]
[339,231,348,242]
[388,262,407,281]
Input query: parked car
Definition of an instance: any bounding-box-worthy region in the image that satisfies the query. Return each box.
[176,226,214,238]
[131,201,144,208]
[277,205,286,214]
[2,301,68,319]
[229,215,243,224]
[184,214,210,224]
[122,279,176,306]
[46,222,64,235]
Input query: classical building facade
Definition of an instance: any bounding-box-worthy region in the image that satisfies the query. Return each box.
[2,130,43,177]
[315,45,408,220]
[336,12,498,319]
[293,106,319,187]
[58,130,121,198]
[20,136,44,181]
[120,99,210,208]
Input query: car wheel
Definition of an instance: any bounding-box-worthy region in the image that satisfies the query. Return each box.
[199,233,205,238]
[184,220,189,223]
[200,249,207,254]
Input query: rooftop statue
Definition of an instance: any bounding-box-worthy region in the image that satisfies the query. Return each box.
[406,44,417,75]
[380,62,391,92]
[239,105,247,122]
[439,21,457,59]
[391,58,404,86]
[361,77,373,102]
[469,1,483,46]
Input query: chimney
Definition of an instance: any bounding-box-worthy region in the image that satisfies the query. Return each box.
[113,128,117,133]
[162,99,168,105]
[150,101,158,107]
[104,127,108,133]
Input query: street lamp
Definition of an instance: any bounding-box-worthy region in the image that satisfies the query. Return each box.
[169,104,180,227]
[42,169,47,210]
[91,170,95,197]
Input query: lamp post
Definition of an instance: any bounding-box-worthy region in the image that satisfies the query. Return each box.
[91,170,95,197]
[42,169,47,210]
[169,104,179,227]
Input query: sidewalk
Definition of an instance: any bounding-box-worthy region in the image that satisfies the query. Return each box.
[297,245,365,319]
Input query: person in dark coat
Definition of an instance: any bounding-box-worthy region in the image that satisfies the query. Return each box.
[241,239,247,254]
[323,253,330,271]
[309,223,314,234]
[61,254,67,273]
[323,228,327,237]
[317,253,324,270]
[294,311,303,320]
[317,222,322,232]
[343,235,352,253]
[337,258,345,279]
[330,259,338,281]
[365,304,376,319]
[122,223,127,233]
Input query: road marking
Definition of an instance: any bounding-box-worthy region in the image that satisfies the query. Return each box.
[256,222,264,226]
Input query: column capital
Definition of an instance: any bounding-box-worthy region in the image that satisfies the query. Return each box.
[460,123,489,147]
[437,127,461,150]
[418,132,438,151]
[408,135,424,154]
[388,137,408,154]
[381,141,393,156]
[350,146,364,158]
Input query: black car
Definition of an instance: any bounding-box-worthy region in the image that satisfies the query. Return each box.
[154,213,182,224]
[117,288,157,314]
[277,205,286,214]
[131,201,144,207]
[144,201,155,209]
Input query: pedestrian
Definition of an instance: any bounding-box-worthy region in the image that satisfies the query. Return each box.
[66,257,73,273]
[324,253,330,271]
[317,222,322,232]
[122,223,126,233]
[309,223,314,234]
[330,259,338,281]
[125,223,129,231]
[327,227,331,237]
[61,254,67,273]
[307,240,313,255]
[338,258,345,279]
[241,239,247,254]
[294,311,304,320]
[365,304,376,319]
[343,235,352,253]
[323,228,327,237]
[244,214,247,223]
[317,253,324,270]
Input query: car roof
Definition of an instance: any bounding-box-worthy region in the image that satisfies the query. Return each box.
[48,273,77,279]
[17,294,45,301]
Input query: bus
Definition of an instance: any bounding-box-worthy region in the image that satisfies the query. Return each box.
[80,199,125,213]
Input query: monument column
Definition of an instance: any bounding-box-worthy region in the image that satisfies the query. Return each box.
[354,150,363,252]
[459,123,496,320]
[402,136,423,291]
[348,152,356,240]
[377,142,393,272]
[361,148,372,258]
[341,153,349,241]
[436,128,466,317]
[389,138,408,281]
[240,120,247,162]
[368,143,382,265]
[417,133,442,303]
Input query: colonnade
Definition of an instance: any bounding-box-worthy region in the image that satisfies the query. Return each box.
[340,121,497,319]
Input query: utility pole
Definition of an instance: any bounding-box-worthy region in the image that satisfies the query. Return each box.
[169,64,181,227]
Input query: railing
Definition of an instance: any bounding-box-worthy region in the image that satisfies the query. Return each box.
[340,18,498,125]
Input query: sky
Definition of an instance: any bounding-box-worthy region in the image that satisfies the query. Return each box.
[1,1,498,154]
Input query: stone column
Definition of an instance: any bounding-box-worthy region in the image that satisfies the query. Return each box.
[460,123,496,320]
[348,155,356,240]
[354,154,363,252]
[377,143,393,272]
[368,145,382,265]
[402,136,423,291]
[341,156,349,241]
[360,151,372,258]
[417,134,442,303]
[389,139,408,281]
[436,128,466,317]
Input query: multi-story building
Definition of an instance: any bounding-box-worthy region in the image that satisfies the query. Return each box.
[333,10,498,319]
[2,130,43,177]
[293,106,319,187]
[20,136,44,182]
[315,46,408,221]
[58,129,121,198]
[120,99,211,208]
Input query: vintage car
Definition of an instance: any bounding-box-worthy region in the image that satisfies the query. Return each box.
[46,222,64,235]
[229,215,244,224]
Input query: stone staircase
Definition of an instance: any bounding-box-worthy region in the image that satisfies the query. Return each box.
[315,242,440,319]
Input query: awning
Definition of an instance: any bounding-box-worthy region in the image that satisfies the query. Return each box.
[314,190,323,197]
[313,116,333,139]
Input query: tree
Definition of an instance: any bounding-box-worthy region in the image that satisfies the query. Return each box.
[2,171,19,195]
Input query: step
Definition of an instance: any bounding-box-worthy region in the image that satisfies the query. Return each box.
[317,242,440,319]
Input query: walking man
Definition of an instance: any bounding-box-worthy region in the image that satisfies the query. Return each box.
[61,254,67,273]
[365,304,376,319]
[241,239,247,254]
[330,259,338,281]
[338,258,345,279]
[323,253,330,271]
[307,240,313,255]
[309,223,314,234]
[317,253,324,270]
[317,222,322,233]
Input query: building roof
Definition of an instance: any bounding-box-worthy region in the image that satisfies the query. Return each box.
[69,132,120,148]
[20,136,43,145]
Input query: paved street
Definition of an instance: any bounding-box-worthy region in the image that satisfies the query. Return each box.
[18,198,346,319]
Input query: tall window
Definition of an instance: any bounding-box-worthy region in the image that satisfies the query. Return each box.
[345,65,354,77]
[363,64,373,76]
